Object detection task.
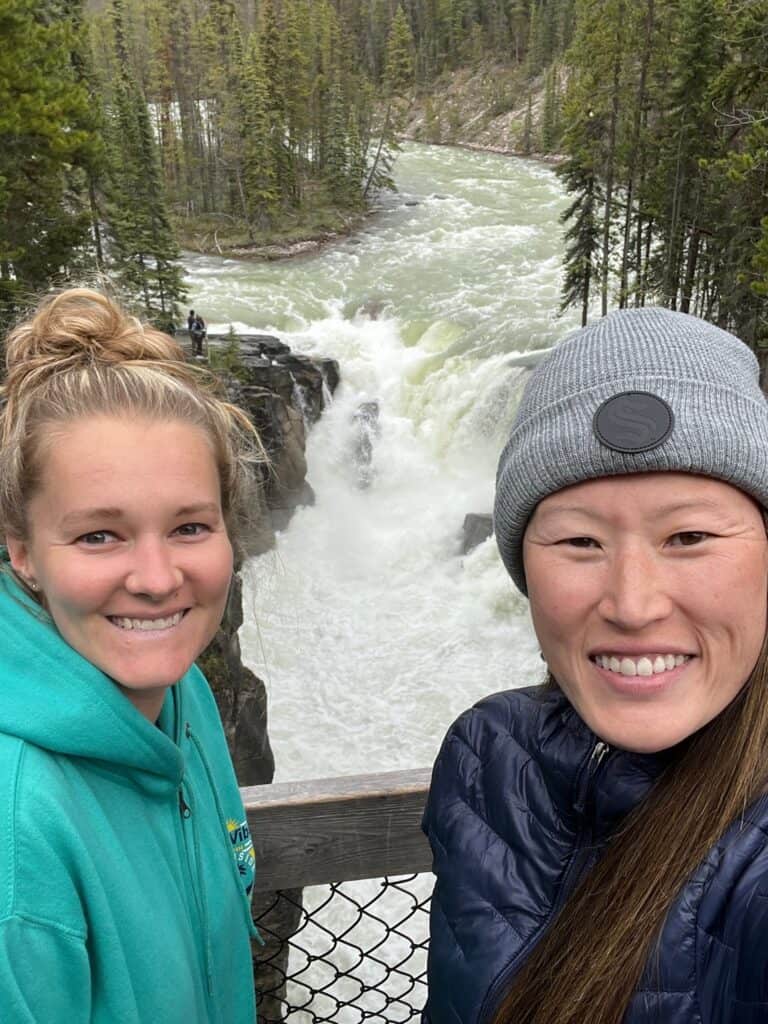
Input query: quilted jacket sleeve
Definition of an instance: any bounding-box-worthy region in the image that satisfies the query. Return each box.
[732,887,768,1020]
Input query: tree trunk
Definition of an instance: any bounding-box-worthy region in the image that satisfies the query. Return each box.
[601,1,624,317]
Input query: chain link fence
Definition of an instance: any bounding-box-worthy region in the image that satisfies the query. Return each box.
[253,873,433,1023]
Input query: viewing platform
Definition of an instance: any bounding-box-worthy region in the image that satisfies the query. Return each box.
[243,769,433,1022]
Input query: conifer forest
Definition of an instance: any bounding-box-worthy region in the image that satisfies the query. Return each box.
[1,0,766,346]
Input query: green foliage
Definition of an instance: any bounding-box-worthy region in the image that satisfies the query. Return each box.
[0,0,100,329]
[6,0,763,346]
[240,31,280,232]
[424,96,442,143]
[384,5,416,96]
[99,0,186,326]
[522,93,533,155]
[209,325,244,376]
[541,64,561,152]
[557,0,768,344]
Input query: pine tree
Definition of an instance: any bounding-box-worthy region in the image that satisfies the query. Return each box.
[384,5,415,96]
[651,0,723,311]
[101,0,186,326]
[559,150,602,326]
[541,64,560,152]
[522,92,533,155]
[346,108,366,205]
[325,73,349,203]
[239,32,280,232]
[0,0,99,327]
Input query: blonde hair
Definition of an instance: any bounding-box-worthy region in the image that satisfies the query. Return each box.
[0,289,266,562]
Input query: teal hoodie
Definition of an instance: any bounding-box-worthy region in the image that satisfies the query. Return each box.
[0,565,258,1023]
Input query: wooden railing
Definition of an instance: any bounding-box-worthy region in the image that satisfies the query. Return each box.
[242,769,433,1021]
[241,768,433,891]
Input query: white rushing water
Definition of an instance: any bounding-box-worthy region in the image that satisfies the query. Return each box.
[183,142,581,783]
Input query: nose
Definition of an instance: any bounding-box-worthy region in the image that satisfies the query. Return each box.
[124,537,183,600]
[597,543,673,630]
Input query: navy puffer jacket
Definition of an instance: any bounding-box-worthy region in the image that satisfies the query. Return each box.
[422,685,768,1023]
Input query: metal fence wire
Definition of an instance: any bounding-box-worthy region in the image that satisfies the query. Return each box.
[252,874,433,1023]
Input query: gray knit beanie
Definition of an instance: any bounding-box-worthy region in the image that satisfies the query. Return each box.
[494,307,768,595]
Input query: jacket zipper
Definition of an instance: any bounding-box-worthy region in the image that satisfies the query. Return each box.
[177,779,217,1009]
[476,739,610,1024]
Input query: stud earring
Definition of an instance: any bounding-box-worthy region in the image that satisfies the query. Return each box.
[28,580,39,591]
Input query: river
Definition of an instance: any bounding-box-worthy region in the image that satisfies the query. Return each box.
[183,141,579,785]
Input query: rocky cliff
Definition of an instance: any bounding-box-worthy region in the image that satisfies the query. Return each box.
[193,331,340,786]
[188,331,338,1021]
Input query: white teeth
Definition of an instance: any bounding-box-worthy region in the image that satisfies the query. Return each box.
[111,611,184,631]
[594,653,691,677]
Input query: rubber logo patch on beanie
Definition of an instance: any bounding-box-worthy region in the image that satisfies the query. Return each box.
[593,391,674,454]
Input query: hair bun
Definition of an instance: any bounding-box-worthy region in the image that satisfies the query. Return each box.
[3,288,183,377]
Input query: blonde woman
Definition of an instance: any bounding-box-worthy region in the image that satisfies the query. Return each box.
[423,308,768,1024]
[0,290,263,1022]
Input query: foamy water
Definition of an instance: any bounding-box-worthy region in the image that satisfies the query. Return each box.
[183,142,578,781]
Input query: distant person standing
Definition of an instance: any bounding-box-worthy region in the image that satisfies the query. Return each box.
[188,309,206,358]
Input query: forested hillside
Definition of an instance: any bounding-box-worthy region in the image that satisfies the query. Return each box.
[1,0,766,344]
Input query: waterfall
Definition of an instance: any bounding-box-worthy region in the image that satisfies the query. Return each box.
[183,141,578,782]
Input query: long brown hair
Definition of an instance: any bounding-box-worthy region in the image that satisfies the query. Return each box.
[492,637,768,1024]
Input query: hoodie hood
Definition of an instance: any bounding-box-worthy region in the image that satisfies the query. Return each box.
[0,561,184,794]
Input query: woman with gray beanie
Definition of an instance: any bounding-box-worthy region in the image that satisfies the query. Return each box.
[422,307,768,1024]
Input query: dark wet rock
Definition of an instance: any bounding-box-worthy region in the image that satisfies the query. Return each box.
[318,357,340,394]
[188,330,338,1011]
[198,574,274,786]
[238,334,292,359]
[462,513,494,554]
[357,297,387,321]
[351,400,381,489]
[404,199,419,206]
[184,331,338,535]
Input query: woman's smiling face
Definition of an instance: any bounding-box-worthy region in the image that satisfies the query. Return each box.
[523,473,768,753]
[7,415,233,721]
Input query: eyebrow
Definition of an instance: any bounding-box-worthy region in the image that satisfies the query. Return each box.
[58,502,221,529]
[537,498,731,521]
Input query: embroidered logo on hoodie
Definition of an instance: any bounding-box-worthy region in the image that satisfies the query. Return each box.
[227,818,255,896]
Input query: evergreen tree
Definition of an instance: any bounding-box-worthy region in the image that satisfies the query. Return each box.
[325,73,350,203]
[559,119,603,325]
[541,63,560,152]
[651,0,723,312]
[384,5,416,96]
[240,32,280,232]
[522,92,533,155]
[101,0,186,325]
[0,0,99,327]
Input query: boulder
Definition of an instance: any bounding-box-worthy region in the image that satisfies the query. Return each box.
[462,513,494,554]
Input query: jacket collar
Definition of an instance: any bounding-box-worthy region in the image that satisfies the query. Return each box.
[525,685,682,838]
